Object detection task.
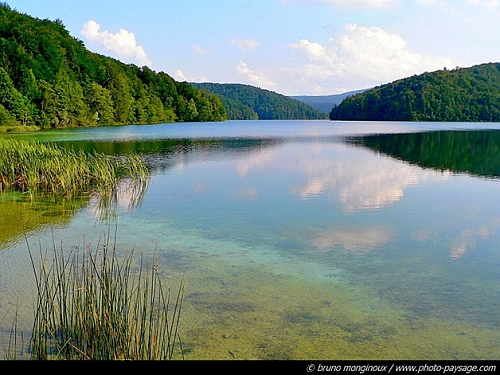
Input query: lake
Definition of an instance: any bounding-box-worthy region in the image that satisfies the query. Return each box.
[1,119,500,360]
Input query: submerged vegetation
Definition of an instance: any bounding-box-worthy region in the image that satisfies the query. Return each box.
[0,138,147,200]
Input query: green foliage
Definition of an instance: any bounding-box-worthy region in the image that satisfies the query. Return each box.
[0,4,227,128]
[218,96,259,120]
[191,82,327,120]
[0,66,30,124]
[330,64,500,122]
[86,81,115,125]
[0,102,19,126]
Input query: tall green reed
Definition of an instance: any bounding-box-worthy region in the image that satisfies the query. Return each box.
[27,226,185,360]
[0,138,183,360]
[0,138,148,201]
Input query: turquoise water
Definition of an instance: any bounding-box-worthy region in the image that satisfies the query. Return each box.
[1,120,500,359]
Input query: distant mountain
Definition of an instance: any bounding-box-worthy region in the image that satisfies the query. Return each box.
[191,82,327,120]
[290,89,367,114]
[330,63,500,122]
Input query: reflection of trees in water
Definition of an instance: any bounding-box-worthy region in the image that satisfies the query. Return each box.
[0,177,148,249]
[58,138,282,173]
[0,193,86,249]
[347,129,500,179]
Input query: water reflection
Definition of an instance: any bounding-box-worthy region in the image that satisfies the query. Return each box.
[311,225,394,252]
[0,177,148,249]
[449,227,491,260]
[345,129,500,260]
[39,128,500,218]
[57,138,282,174]
[347,129,500,179]
[58,128,500,218]
[285,142,448,212]
[43,129,500,263]
[0,192,83,250]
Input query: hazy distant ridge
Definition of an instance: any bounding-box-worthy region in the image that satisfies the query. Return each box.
[290,89,367,114]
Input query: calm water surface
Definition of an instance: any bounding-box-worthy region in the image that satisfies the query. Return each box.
[1,120,500,359]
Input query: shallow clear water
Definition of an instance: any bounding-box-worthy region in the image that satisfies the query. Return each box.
[1,120,500,359]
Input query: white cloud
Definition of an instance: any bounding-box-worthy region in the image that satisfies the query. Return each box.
[287,23,453,93]
[231,38,259,50]
[236,61,276,89]
[172,69,213,83]
[81,20,152,67]
[173,69,189,81]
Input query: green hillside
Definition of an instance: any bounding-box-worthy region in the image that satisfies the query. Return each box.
[0,3,226,130]
[191,82,327,120]
[330,63,500,122]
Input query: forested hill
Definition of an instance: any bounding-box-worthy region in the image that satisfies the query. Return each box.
[0,3,226,130]
[330,63,500,122]
[191,82,327,120]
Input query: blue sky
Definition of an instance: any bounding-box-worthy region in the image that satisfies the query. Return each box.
[6,0,500,95]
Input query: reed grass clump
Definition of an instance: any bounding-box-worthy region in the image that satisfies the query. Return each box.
[27,230,185,360]
[0,138,148,200]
